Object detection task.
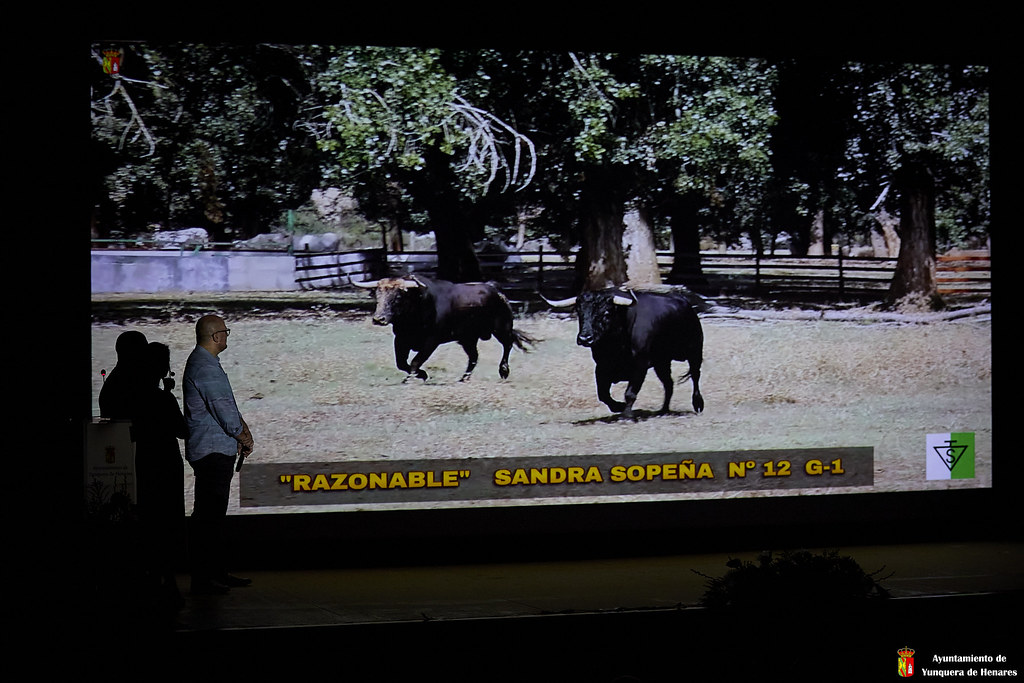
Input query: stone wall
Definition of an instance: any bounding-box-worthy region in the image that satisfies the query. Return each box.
[91,250,299,293]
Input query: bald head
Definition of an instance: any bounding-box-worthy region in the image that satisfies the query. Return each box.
[196,314,230,356]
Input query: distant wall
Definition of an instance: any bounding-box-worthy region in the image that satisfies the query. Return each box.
[91,250,299,293]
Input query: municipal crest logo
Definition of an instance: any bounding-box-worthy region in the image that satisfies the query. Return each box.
[102,49,123,75]
[898,646,915,677]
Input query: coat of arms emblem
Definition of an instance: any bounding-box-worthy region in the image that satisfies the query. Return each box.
[898,646,916,677]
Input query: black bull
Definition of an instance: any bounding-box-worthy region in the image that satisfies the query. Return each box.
[355,276,535,382]
[545,289,705,419]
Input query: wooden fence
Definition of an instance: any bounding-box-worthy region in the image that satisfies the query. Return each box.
[935,252,992,295]
[294,247,991,300]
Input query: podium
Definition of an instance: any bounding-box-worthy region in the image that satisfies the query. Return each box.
[83,419,136,510]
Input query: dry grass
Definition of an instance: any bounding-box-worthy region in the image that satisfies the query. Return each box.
[91,307,992,513]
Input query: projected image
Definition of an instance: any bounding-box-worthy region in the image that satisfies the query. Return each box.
[89,45,991,515]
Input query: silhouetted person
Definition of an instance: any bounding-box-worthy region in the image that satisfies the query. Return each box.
[133,342,187,611]
[182,314,254,595]
[99,330,148,419]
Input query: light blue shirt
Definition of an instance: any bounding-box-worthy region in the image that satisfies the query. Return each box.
[182,345,244,462]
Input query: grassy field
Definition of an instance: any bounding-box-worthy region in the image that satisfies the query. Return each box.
[91,304,992,514]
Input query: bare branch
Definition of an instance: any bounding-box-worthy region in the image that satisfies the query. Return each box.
[89,47,166,159]
[118,75,168,89]
[293,105,334,139]
[316,87,536,193]
[569,52,613,105]
[869,182,890,211]
[103,78,157,158]
[321,86,400,160]
[450,94,536,193]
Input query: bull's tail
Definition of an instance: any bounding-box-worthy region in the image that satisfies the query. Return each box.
[512,328,539,351]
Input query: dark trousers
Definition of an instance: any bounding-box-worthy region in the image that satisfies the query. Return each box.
[188,452,236,582]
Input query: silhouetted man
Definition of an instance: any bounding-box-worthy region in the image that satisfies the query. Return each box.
[133,341,187,609]
[99,330,148,419]
[182,314,254,595]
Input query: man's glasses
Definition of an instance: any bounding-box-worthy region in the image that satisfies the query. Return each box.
[212,328,231,339]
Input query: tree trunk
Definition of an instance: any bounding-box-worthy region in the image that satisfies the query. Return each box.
[888,162,941,306]
[874,209,901,257]
[383,218,404,253]
[622,207,662,287]
[431,210,482,283]
[807,209,826,255]
[574,169,628,291]
[665,194,710,292]
[417,149,483,283]
[788,212,811,256]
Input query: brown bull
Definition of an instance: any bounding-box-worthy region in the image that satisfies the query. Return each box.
[355,275,535,382]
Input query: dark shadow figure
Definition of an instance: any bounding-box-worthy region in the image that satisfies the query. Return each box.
[132,342,188,615]
[98,330,148,419]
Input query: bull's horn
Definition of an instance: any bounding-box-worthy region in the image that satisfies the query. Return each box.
[540,294,577,308]
[352,279,379,289]
[611,293,635,306]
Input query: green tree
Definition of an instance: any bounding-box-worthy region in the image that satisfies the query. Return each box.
[90,43,322,242]
[311,49,778,292]
[634,55,777,287]
[313,46,535,281]
[501,52,777,291]
[766,58,853,256]
[842,62,990,305]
